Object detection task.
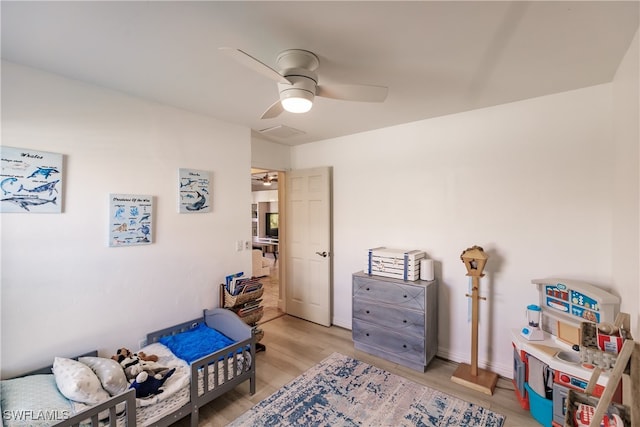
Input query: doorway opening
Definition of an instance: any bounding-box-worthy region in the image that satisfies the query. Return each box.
[251,168,284,323]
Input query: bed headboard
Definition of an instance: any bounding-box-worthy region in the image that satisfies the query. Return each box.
[146,317,203,344]
[203,308,252,341]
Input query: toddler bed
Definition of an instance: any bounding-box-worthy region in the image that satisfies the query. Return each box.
[0,351,137,427]
[135,307,256,427]
[1,308,256,427]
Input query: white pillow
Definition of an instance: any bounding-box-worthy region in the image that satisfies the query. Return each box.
[52,357,110,404]
[78,356,128,396]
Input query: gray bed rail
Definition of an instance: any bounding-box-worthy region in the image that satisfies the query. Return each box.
[55,389,136,427]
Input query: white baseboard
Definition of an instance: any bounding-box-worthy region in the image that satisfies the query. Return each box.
[328,318,511,378]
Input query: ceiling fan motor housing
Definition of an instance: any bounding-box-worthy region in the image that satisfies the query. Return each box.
[276,49,319,71]
[276,50,320,105]
[278,69,318,104]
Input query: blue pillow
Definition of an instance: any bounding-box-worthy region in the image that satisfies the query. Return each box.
[159,323,236,363]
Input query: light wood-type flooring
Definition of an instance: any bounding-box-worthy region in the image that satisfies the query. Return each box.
[257,253,284,324]
[173,314,537,427]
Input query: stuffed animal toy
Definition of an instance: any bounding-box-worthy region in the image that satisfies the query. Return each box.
[111,348,169,381]
[129,368,176,398]
[138,351,158,362]
[112,348,158,363]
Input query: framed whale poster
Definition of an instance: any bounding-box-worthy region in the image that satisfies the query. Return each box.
[0,146,63,213]
[109,194,153,247]
[178,168,211,213]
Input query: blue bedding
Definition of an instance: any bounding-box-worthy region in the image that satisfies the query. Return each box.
[159,323,236,363]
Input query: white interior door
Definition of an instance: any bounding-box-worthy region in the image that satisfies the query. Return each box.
[285,167,332,326]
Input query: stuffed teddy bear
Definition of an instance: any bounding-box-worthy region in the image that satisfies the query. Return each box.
[111,348,170,382]
[129,368,176,398]
[137,351,158,362]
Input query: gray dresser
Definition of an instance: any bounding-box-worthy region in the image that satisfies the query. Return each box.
[352,271,438,371]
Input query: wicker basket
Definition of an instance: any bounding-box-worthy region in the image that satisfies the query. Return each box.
[239,308,264,325]
[223,286,264,308]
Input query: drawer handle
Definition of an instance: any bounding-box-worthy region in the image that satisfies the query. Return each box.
[366,333,370,337]
[403,295,407,298]
[402,344,407,348]
[403,320,407,323]
[366,310,370,314]
[366,287,370,291]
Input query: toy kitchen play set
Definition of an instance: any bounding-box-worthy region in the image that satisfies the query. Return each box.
[512,278,631,427]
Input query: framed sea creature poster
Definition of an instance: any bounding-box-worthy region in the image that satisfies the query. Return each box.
[109,194,153,247]
[1,146,63,213]
[178,168,211,213]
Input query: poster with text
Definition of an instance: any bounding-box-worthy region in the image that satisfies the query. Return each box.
[178,168,211,213]
[109,194,153,247]
[1,146,63,213]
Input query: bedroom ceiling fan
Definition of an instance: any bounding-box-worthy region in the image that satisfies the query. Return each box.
[219,47,388,119]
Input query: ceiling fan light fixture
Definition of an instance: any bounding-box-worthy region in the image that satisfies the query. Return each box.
[280,89,313,113]
[221,48,388,120]
[263,180,272,186]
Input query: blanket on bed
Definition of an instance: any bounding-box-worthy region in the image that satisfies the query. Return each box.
[158,323,235,363]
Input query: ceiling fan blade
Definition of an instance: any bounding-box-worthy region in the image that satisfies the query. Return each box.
[316,84,388,102]
[219,47,291,85]
[260,99,284,119]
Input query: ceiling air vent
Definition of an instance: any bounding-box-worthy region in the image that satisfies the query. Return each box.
[258,125,305,139]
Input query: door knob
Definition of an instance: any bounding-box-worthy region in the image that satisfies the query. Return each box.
[315,251,328,258]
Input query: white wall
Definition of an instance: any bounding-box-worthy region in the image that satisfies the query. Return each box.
[291,84,616,376]
[0,62,254,377]
[612,30,640,337]
[251,135,291,172]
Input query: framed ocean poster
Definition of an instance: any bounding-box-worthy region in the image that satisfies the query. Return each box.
[178,168,211,213]
[109,194,153,247]
[0,146,63,213]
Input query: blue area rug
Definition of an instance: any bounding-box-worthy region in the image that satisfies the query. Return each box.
[229,352,505,426]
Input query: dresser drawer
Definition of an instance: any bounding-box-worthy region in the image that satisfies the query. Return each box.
[353,298,425,335]
[353,275,425,311]
[352,319,425,364]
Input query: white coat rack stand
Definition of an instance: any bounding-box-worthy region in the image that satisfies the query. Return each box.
[451,245,499,395]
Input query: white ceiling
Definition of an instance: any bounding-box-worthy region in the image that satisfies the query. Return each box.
[2,1,638,146]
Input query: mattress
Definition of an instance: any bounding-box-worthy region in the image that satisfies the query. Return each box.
[136,341,251,425]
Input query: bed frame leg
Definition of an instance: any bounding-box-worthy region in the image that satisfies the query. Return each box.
[191,406,199,427]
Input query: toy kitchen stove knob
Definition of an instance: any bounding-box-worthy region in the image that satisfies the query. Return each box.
[521,304,545,341]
